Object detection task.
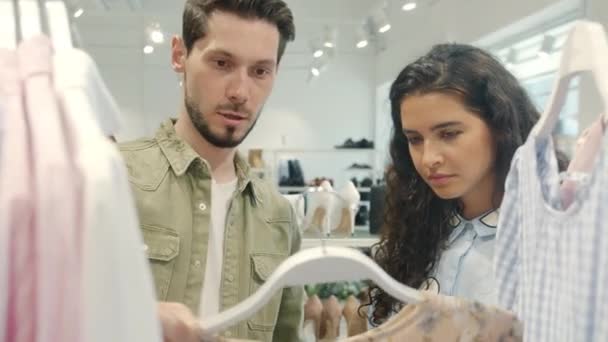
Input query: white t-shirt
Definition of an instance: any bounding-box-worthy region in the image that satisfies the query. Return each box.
[199,178,238,319]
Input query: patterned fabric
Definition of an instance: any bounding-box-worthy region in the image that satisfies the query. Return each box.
[345,292,522,341]
[561,118,605,208]
[495,127,608,341]
[207,293,523,341]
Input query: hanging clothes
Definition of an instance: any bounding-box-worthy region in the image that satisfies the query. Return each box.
[19,35,82,342]
[53,47,162,342]
[207,292,523,342]
[495,21,608,342]
[0,48,36,342]
[0,34,162,341]
[560,118,605,208]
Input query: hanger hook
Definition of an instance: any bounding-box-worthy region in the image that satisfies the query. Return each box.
[321,236,328,255]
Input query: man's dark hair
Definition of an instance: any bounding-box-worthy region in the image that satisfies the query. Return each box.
[182,0,295,63]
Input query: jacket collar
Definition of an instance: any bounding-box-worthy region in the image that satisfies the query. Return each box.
[155,119,260,201]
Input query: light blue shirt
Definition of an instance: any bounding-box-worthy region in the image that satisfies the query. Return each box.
[432,210,499,306]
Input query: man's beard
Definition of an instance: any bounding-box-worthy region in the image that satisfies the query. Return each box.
[184,87,260,149]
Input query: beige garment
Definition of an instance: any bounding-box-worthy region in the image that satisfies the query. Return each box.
[209,292,522,342]
[345,292,523,342]
[342,295,368,337]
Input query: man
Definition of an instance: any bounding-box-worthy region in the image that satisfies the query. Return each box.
[119,1,303,341]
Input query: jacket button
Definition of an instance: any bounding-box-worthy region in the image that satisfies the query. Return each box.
[193,260,201,267]
[199,202,207,211]
[226,275,234,282]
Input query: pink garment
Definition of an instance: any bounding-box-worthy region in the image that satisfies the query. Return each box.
[561,118,606,208]
[0,49,37,342]
[53,49,162,342]
[18,36,80,342]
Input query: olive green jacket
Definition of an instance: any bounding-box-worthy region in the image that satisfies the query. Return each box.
[119,119,304,341]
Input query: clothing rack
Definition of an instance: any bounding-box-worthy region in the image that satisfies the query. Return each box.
[9,0,81,48]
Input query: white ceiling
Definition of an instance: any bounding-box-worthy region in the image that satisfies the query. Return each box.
[75,0,383,54]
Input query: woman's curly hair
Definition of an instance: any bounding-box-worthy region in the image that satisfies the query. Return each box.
[365,43,542,325]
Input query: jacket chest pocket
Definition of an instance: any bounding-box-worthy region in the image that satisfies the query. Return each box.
[247,252,287,337]
[141,224,180,300]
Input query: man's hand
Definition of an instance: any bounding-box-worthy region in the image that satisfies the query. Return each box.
[158,302,202,342]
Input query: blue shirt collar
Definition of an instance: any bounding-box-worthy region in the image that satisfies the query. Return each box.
[447,209,499,245]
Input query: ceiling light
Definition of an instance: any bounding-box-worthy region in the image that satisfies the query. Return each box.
[378,24,391,33]
[371,9,391,34]
[322,26,337,49]
[313,49,324,58]
[73,8,84,18]
[150,29,164,44]
[356,26,370,49]
[357,40,368,48]
[143,45,154,54]
[402,1,417,11]
[146,22,165,45]
[309,53,330,77]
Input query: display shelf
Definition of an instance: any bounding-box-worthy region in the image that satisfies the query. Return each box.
[301,227,378,249]
[301,236,379,249]
[278,186,372,193]
[267,148,377,153]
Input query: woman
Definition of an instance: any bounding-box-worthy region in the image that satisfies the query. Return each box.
[368,43,550,325]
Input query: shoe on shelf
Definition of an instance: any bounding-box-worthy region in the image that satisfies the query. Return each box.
[304,294,323,340]
[343,295,368,337]
[356,138,374,149]
[333,181,360,238]
[355,205,369,226]
[360,177,373,187]
[336,138,375,149]
[347,163,373,170]
[292,159,305,186]
[319,295,342,341]
[335,138,357,149]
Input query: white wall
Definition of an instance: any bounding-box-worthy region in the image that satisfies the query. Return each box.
[242,53,375,150]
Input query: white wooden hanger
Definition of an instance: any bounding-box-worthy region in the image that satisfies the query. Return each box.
[532,20,608,139]
[200,246,423,335]
[17,0,42,40]
[0,0,17,49]
[44,0,73,49]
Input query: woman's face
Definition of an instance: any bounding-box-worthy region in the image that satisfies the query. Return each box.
[400,92,496,209]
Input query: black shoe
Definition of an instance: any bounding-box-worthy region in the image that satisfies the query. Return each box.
[355,205,369,226]
[292,160,305,186]
[335,138,357,149]
[356,139,374,149]
[361,192,370,201]
[360,178,373,187]
[347,163,372,170]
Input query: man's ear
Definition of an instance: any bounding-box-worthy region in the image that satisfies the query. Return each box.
[171,35,187,73]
